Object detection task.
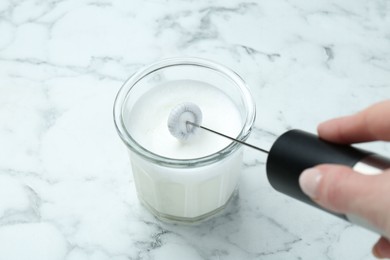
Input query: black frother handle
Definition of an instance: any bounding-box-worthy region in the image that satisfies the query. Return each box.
[266,129,390,229]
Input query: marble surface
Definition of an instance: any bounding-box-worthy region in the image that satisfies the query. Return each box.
[0,0,389,259]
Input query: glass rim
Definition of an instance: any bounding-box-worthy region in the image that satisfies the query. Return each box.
[113,57,256,168]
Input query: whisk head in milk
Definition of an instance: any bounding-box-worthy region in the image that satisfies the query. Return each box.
[167,102,203,141]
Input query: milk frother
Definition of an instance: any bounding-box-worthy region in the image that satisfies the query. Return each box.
[168,102,390,234]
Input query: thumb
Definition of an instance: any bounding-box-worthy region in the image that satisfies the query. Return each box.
[373,237,390,259]
[299,164,390,228]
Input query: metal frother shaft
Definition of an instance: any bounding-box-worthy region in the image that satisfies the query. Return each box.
[186,122,269,154]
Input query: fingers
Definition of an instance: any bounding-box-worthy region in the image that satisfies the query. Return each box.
[299,165,390,232]
[299,165,373,214]
[318,100,390,143]
[373,237,390,259]
[315,100,390,257]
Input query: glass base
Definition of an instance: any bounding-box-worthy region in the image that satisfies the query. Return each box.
[138,189,239,224]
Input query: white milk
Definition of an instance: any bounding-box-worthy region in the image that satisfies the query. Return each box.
[128,80,242,159]
[126,80,244,220]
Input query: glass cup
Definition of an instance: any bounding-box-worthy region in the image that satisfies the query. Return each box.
[113,57,255,223]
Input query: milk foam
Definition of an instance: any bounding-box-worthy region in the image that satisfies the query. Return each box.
[128,80,242,159]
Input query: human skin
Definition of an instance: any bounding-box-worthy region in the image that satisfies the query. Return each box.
[299,100,390,258]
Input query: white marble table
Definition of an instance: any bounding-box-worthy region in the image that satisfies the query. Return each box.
[1,0,389,259]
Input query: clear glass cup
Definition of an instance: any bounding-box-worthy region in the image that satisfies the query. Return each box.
[113,57,255,223]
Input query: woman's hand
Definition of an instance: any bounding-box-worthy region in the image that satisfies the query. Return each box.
[299,100,390,258]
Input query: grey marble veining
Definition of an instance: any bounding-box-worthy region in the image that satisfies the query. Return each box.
[0,0,389,259]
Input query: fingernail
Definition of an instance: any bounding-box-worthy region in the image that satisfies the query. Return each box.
[373,246,384,259]
[299,168,323,199]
